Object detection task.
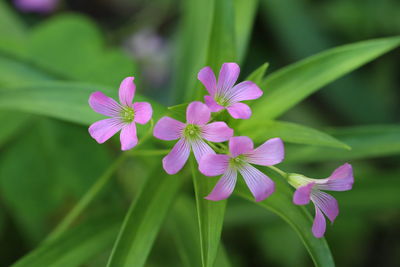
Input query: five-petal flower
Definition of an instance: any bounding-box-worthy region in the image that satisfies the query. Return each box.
[198,62,263,119]
[287,163,354,238]
[88,77,153,151]
[199,136,284,202]
[153,101,233,175]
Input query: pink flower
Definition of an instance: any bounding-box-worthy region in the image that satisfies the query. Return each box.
[198,62,263,119]
[14,0,59,13]
[199,136,284,202]
[88,77,153,151]
[288,163,354,238]
[153,101,233,175]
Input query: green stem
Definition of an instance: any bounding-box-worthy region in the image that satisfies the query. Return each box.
[44,154,127,244]
[129,149,169,156]
[267,165,288,178]
[44,128,156,243]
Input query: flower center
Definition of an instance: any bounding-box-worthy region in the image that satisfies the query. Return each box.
[215,94,229,107]
[229,155,246,168]
[120,106,135,123]
[183,124,201,139]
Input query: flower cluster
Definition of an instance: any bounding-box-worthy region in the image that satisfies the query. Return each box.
[88,62,354,238]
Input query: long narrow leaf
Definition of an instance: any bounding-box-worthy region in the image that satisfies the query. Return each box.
[248,36,400,121]
[0,81,165,127]
[238,120,350,150]
[106,168,184,267]
[191,158,227,267]
[236,168,334,267]
[12,215,120,267]
[286,125,400,162]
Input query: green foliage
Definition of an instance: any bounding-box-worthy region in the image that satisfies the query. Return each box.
[0,1,399,266]
[239,120,350,149]
[191,159,227,267]
[236,168,334,267]
[248,36,400,122]
[107,168,184,267]
[12,215,120,267]
[286,125,400,162]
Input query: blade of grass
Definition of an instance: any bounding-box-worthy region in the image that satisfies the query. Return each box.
[12,214,121,267]
[248,36,400,121]
[238,120,350,150]
[106,167,184,267]
[191,158,227,267]
[286,124,400,162]
[236,168,334,267]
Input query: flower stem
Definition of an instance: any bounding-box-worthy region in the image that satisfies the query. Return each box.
[267,166,288,178]
[129,149,169,156]
[44,153,127,244]
[43,126,156,244]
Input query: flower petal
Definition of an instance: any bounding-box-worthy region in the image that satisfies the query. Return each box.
[227,103,251,119]
[312,206,326,238]
[217,63,240,95]
[204,95,224,112]
[229,136,254,157]
[293,182,315,205]
[186,101,211,125]
[317,163,354,191]
[120,122,138,151]
[162,138,191,174]
[199,154,230,176]
[311,191,339,223]
[205,167,237,201]
[226,81,263,103]
[202,122,233,142]
[246,138,285,166]
[119,77,136,106]
[89,91,121,117]
[198,66,217,96]
[239,163,275,202]
[133,102,153,124]
[190,138,215,164]
[89,118,123,144]
[153,116,184,140]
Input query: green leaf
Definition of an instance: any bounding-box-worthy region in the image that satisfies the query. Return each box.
[238,120,350,150]
[244,62,269,85]
[286,125,400,162]
[12,215,120,267]
[0,111,30,147]
[0,56,51,86]
[234,0,259,62]
[27,14,135,87]
[191,158,227,267]
[0,81,165,127]
[0,118,112,243]
[0,1,27,57]
[172,0,215,102]
[167,195,202,267]
[249,36,400,121]
[236,168,334,267]
[206,0,236,71]
[106,169,184,267]
[168,195,232,267]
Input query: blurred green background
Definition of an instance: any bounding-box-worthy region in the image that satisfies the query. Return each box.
[0,0,399,266]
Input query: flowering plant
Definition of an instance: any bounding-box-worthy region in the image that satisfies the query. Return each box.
[2,2,399,266]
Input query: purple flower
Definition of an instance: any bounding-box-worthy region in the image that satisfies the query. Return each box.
[88,77,153,151]
[14,0,59,13]
[153,101,233,175]
[288,163,354,238]
[199,136,284,202]
[198,62,263,119]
